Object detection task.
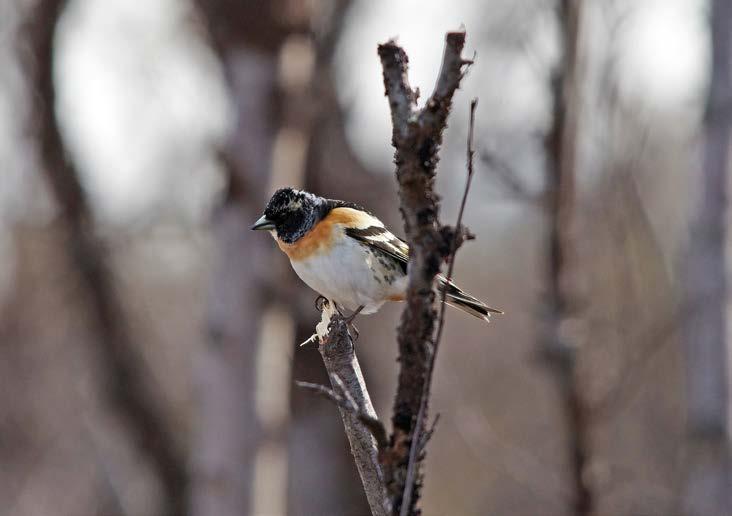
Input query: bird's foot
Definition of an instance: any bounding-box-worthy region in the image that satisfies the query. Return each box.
[343,305,364,324]
[314,295,329,312]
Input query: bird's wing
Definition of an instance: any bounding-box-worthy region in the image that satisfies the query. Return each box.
[344,225,409,273]
[346,221,504,318]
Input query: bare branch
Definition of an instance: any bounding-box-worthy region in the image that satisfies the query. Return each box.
[420,413,441,450]
[311,304,390,516]
[378,30,472,515]
[400,98,479,516]
[296,377,389,451]
[377,40,418,143]
[420,33,474,133]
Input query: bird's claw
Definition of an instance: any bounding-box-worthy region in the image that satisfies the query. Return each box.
[314,295,329,312]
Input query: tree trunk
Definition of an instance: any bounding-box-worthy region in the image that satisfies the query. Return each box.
[682,1,732,514]
[190,3,285,515]
[542,2,592,515]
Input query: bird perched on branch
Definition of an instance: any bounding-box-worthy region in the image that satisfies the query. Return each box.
[251,187,502,322]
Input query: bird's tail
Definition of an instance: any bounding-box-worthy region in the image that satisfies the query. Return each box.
[438,276,503,323]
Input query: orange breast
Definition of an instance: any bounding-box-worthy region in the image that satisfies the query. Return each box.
[277,218,335,261]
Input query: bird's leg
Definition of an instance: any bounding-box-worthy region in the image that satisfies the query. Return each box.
[329,304,362,341]
[343,305,364,324]
[334,302,346,318]
[343,305,364,342]
[346,322,360,342]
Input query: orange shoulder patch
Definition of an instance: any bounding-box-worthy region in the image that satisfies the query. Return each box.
[327,207,380,229]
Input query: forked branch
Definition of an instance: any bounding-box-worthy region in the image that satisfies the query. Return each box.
[298,303,390,516]
[378,30,473,515]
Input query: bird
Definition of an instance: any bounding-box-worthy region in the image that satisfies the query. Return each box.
[251,187,502,322]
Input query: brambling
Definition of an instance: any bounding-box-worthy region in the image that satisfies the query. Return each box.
[251,187,502,321]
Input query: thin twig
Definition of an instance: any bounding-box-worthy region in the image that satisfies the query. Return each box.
[331,372,359,410]
[420,413,442,450]
[296,378,389,451]
[378,30,472,515]
[296,380,344,401]
[399,98,480,516]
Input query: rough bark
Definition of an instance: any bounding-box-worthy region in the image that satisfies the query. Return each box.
[399,99,479,516]
[682,0,732,513]
[542,1,592,515]
[23,1,189,515]
[378,31,472,515]
[300,305,390,516]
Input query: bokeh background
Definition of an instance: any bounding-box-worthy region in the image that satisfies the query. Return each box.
[1,0,729,515]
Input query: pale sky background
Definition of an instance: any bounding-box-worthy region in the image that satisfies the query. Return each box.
[0,0,709,225]
[0,0,708,302]
[336,0,707,170]
[0,2,716,512]
[55,0,230,224]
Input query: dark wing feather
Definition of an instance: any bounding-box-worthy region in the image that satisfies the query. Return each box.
[344,225,409,273]
[346,224,503,319]
[438,277,504,317]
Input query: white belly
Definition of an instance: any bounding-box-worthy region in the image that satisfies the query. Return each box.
[290,237,407,314]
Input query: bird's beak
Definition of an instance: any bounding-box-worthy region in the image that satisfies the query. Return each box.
[251,215,275,231]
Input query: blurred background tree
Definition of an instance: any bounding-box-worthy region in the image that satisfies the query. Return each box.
[0,0,727,515]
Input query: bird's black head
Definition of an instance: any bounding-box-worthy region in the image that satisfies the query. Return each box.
[251,187,328,243]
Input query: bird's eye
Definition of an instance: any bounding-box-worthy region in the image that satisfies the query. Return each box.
[269,211,290,225]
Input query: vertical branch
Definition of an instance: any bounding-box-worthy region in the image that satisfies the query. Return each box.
[22,1,189,515]
[399,98,479,516]
[682,0,732,513]
[378,31,472,515]
[542,1,592,515]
